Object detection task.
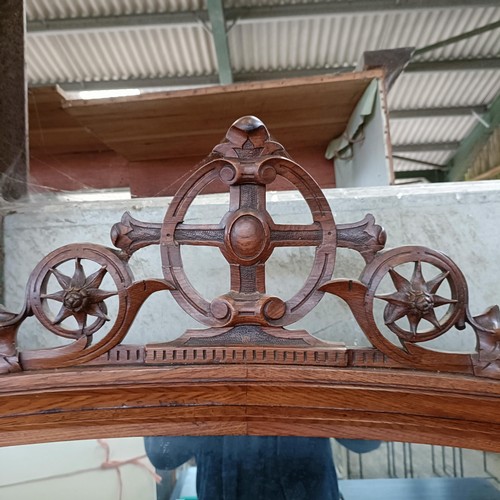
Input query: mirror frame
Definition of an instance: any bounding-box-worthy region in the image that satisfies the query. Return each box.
[0,364,499,451]
[1,116,499,453]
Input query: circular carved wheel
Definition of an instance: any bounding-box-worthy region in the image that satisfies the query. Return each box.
[160,117,336,328]
[361,246,468,342]
[30,244,133,339]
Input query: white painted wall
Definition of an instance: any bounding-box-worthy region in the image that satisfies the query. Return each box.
[0,438,156,500]
[334,80,393,187]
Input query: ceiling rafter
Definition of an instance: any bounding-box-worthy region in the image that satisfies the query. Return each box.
[392,155,447,169]
[207,0,233,85]
[32,57,500,92]
[414,20,500,56]
[392,143,459,153]
[390,106,488,119]
[405,58,500,73]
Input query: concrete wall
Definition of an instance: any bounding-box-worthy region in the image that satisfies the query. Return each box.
[3,181,500,352]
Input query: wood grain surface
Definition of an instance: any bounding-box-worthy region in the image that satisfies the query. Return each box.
[64,71,382,161]
[0,365,498,452]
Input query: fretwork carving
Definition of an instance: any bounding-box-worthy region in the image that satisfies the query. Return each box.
[0,116,498,380]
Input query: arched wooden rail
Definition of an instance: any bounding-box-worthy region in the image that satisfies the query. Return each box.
[0,366,499,452]
[0,116,498,451]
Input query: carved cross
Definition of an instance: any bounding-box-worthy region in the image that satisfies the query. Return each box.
[112,117,386,328]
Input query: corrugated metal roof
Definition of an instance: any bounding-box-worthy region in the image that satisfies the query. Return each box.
[389,70,500,109]
[393,151,453,172]
[23,2,500,178]
[390,115,477,145]
[27,26,217,84]
[26,5,500,84]
[26,0,204,20]
[229,7,500,72]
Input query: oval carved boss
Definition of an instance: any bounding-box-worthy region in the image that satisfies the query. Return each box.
[223,210,271,265]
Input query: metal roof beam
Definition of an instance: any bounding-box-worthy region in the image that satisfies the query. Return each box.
[27,1,500,34]
[229,1,500,21]
[34,57,500,92]
[390,106,488,119]
[414,20,500,56]
[405,58,500,72]
[393,143,459,153]
[446,94,500,181]
[27,12,203,34]
[230,57,499,80]
[392,155,447,169]
[207,0,233,85]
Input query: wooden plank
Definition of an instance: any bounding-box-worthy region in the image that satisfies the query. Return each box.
[28,87,108,155]
[65,71,382,161]
[0,365,498,451]
[30,151,129,193]
[27,71,383,193]
[27,145,334,197]
[128,146,335,197]
[106,122,349,161]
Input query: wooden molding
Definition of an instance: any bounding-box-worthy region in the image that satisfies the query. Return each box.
[0,366,498,451]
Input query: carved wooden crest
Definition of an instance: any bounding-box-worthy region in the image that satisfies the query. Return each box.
[0,116,499,380]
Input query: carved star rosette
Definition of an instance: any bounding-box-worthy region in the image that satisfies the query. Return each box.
[362,246,468,343]
[30,244,134,340]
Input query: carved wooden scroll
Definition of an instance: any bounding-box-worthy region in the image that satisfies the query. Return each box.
[0,116,499,381]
